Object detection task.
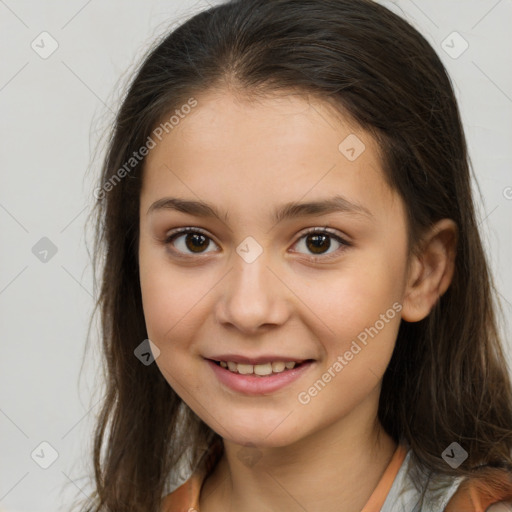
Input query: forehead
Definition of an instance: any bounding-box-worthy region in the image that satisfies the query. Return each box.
[141,89,397,221]
[159,89,372,157]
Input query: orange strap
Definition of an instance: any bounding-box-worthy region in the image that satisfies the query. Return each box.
[361,444,408,512]
[160,472,202,512]
[161,444,408,512]
[444,468,512,512]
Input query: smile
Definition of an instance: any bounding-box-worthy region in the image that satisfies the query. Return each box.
[214,360,301,376]
[206,358,315,395]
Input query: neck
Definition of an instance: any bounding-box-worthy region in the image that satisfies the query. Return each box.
[199,388,399,512]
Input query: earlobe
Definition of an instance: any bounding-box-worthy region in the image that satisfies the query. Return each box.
[401,219,458,323]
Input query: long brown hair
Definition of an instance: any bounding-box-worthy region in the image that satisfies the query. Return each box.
[79,0,512,510]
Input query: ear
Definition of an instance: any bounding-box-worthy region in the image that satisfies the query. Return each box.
[401,219,458,323]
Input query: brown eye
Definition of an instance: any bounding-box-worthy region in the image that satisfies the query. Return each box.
[164,226,350,261]
[183,232,209,253]
[305,233,331,254]
[165,228,218,256]
[292,228,351,260]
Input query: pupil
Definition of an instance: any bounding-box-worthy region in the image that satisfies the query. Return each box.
[183,233,331,255]
[186,233,208,253]
[307,233,330,254]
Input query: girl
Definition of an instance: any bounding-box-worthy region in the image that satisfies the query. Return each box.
[83,0,512,510]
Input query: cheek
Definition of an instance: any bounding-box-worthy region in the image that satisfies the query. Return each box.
[139,260,204,392]
[294,273,401,423]
[139,243,184,346]
[139,257,168,339]
[288,253,405,403]
[293,257,403,337]
[138,249,221,362]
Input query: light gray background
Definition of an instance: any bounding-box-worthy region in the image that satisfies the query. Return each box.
[1,1,511,511]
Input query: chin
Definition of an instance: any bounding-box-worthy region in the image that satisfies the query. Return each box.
[227,431,301,449]
[218,414,305,449]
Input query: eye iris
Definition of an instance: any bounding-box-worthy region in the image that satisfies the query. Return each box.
[185,233,209,253]
[175,231,338,256]
[306,233,331,254]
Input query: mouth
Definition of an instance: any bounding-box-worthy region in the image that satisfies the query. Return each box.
[207,358,315,377]
[205,357,316,395]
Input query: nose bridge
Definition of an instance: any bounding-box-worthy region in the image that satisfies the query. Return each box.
[218,236,286,330]
[234,241,269,290]
[232,237,274,305]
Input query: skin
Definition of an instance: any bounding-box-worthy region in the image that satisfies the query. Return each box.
[138,89,457,512]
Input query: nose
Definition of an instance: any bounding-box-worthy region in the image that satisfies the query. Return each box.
[214,248,291,334]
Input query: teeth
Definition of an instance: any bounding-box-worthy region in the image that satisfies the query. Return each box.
[254,363,272,376]
[217,360,300,375]
[272,362,286,372]
[237,364,254,375]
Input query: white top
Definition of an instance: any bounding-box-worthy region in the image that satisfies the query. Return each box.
[381,448,464,511]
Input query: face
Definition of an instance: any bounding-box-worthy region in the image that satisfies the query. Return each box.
[138,90,411,448]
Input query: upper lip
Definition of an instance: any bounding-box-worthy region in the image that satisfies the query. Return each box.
[206,354,312,365]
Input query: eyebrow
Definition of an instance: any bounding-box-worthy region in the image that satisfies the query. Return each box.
[147,194,374,224]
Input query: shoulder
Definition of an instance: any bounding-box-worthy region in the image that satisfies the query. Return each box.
[160,472,203,512]
[444,467,512,512]
[381,446,512,512]
[160,442,223,512]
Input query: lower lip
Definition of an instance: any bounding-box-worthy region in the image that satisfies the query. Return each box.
[206,359,315,395]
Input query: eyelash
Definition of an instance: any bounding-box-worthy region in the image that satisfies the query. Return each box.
[164,226,351,262]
